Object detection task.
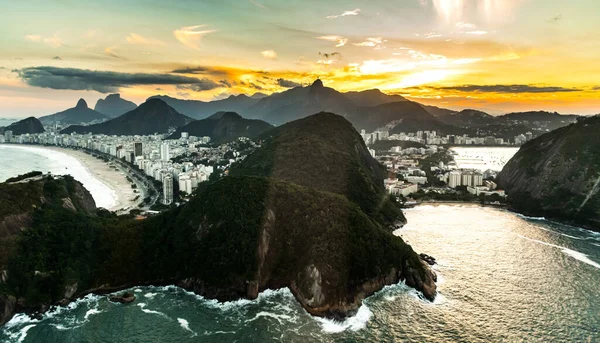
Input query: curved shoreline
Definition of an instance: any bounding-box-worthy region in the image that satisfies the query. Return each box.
[0,144,139,212]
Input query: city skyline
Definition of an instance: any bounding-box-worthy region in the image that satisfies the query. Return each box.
[1,0,600,117]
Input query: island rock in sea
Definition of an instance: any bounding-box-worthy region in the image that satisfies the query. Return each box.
[0,113,436,326]
[498,115,600,231]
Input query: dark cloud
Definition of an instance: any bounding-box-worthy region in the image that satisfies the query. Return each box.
[277,78,301,88]
[170,66,228,77]
[240,81,264,90]
[434,84,581,93]
[176,79,222,92]
[318,52,341,59]
[14,66,225,93]
[219,79,232,88]
[592,86,600,91]
[52,56,62,60]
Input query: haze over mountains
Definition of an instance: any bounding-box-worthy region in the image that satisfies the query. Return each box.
[61,99,193,136]
[167,112,273,143]
[39,99,107,126]
[94,94,137,119]
[25,80,588,141]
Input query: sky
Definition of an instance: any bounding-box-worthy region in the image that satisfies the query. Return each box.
[1,0,599,117]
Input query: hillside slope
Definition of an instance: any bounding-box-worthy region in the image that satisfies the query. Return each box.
[167,112,273,143]
[497,115,600,230]
[61,99,193,136]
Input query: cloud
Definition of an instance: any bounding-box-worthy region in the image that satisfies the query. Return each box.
[249,0,267,9]
[125,33,165,46]
[433,84,582,93]
[592,86,600,91]
[276,78,301,88]
[14,66,226,93]
[219,79,232,87]
[318,52,341,59]
[261,50,277,59]
[548,14,562,23]
[176,79,221,92]
[326,8,360,19]
[173,25,215,50]
[25,35,42,42]
[104,47,125,60]
[25,34,63,47]
[316,35,348,47]
[465,30,488,35]
[52,56,62,60]
[170,66,227,76]
[353,37,387,48]
[456,22,476,29]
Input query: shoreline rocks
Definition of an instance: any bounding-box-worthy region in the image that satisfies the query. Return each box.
[419,253,437,266]
[109,292,136,304]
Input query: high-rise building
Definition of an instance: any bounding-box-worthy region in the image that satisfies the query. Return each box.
[4,130,13,142]
[160,142,170,161]
[473,173,483,186]
[462,173,473,187]
[134,142,143,157]
[181,132,189,139]
[448,171,461,188]
[162,174,174,205]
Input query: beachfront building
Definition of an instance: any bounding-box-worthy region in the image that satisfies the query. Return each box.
[160,142,170,162]
[162,174,174,205]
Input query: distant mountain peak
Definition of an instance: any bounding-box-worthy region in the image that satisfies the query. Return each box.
[76,99,88,109]
[311,79,324,88]
[106,94,121,100]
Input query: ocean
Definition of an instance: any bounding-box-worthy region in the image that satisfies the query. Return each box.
[1,205,599,342]
[1,145,599,342]
[0,144,117,209]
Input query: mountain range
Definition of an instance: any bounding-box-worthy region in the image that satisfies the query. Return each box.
[168,112,273,143]
[28,79,585,141]
[39,99,108,126]
[61,99,193,136]
[94,94,137,119]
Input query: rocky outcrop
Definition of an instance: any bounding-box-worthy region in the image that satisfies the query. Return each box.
[109,292,136,304]
[0,296,16,326]
[498,115,600,230]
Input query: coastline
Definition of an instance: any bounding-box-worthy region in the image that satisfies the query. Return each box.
[0,144,140,212]
[44,147,142,212]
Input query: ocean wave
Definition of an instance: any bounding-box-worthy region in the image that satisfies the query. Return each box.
[83,308,102,321]
[136,303,170,319]
[144,292,157,298]
[517,234,600,269]
[314,304,372,333]
[16,324,36,343]
[515,213,547,221]
[247,311,294,325]
[177,318,197,337]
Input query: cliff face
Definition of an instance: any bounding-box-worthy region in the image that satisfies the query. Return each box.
[0,174,96,325]
[497,115,600,230]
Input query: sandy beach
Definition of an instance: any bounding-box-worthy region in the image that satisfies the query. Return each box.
[0,144,141,212]
[45,147,142,212]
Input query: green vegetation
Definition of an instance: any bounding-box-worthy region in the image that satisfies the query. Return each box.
[498,115,600,230]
